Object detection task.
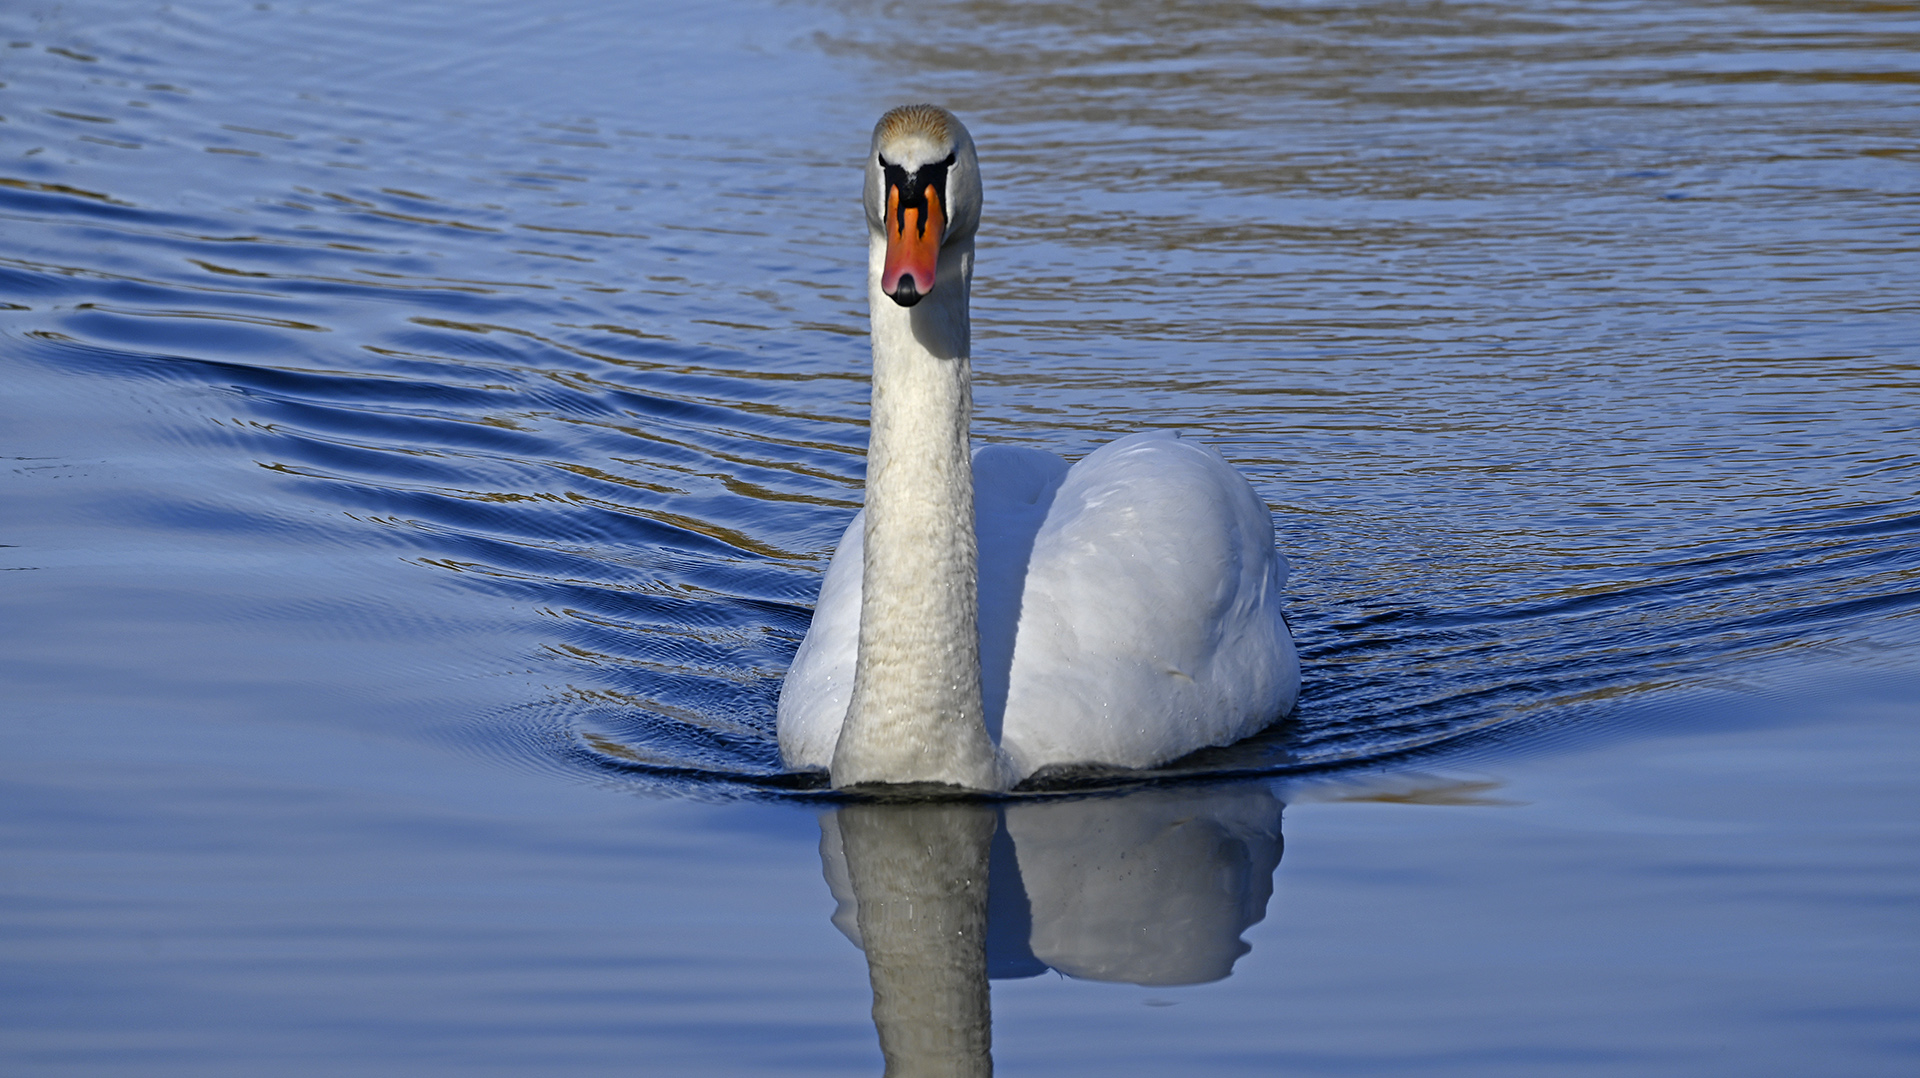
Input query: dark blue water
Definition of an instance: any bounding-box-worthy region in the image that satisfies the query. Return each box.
[4,1,1918,1073]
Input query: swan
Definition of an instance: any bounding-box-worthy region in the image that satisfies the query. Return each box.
[777,104,1299,792]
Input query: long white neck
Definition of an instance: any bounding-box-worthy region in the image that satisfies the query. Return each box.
[830,232,1003,791]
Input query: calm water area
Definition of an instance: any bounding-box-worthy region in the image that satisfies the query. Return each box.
[4,0,1919,1073]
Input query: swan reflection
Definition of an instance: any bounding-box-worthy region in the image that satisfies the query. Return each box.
[821,783,1284,1073]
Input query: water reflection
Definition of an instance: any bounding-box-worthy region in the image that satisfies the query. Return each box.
[821,783,1284,1071]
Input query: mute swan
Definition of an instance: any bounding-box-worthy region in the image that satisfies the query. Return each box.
[777,105,1299,792]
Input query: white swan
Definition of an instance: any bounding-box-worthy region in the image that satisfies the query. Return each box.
[777,105,1299,792]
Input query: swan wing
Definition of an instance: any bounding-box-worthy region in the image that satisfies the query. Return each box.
[997,431,1298,780]
[776,512,864,771]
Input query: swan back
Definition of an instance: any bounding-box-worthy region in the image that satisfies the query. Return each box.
[996,432,1298,780]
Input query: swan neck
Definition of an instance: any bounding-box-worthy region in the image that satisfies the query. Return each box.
[832,235,1002,791]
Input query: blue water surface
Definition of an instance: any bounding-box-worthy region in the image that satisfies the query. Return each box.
[3,1,1918,1074]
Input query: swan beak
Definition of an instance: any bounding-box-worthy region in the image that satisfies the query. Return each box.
[881,181,945,308]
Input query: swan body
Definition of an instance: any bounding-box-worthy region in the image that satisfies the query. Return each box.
[776,105,1299,792]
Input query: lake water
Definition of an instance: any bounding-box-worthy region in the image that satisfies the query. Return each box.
[3,0,1918,1073]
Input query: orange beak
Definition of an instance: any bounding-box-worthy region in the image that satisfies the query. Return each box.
[881,181,945,307]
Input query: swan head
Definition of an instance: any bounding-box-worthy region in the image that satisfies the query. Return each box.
[865,104,981,308]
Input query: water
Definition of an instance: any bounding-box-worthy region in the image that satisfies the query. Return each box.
[3,0,1917,1073]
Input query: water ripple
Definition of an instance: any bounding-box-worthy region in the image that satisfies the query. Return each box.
[3,0,1916,795]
